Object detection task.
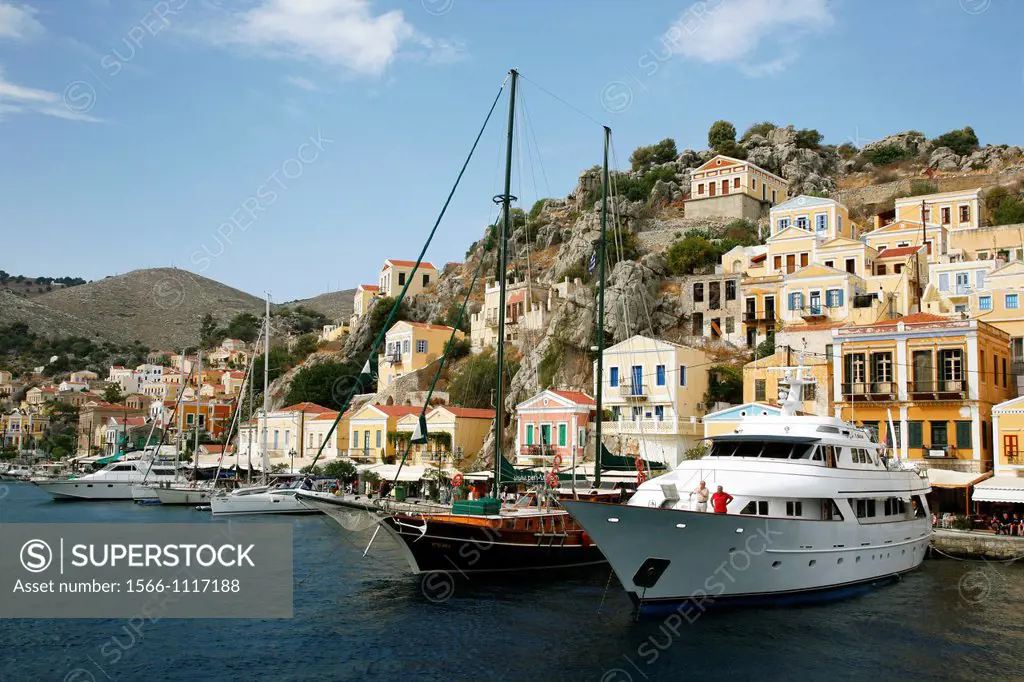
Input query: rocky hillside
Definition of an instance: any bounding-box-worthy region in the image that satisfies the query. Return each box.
[285,289,356,323]
[23,268,267,349]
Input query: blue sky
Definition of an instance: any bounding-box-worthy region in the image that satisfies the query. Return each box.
[2,0,1022,302]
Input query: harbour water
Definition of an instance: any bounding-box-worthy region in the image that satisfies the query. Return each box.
[2,482,1023,682]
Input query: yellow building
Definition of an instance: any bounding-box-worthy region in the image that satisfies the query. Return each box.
[685,155,788,220]
[595,335,709,466]
[744,351,833,416]
[832,313,1013,473]
[347,404,420,463]
[378,260,438,299]
[351,284,379,324]
[395,406,494,468]
[949,224,1024,262]
[769,195,859,240]
[1,410,49,451]
[863,219,949,264]
[893,189,986,231]
[377,321,465,392]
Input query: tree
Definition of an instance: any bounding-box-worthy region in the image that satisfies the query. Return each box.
[291,334,321,362]
[199,313,221,348]
[862,144,913,167]
[705,365,743,406]
[322,459,357,480]
[444,337,471,361]
[708,120,737,151]
[226,312,261,343]
[755,334,776,360]
[250,345,292,399]
[986,185,1024,226]
[283,359,362,411]
[740,121,775,141]
[629,138,678,172]
[362,297,409,354]
[836,143,858,160]
[665,235,719,275]
[931,126,979,156]
[795,129,822,149]
[448,351,515,409]
[102,384,125,404]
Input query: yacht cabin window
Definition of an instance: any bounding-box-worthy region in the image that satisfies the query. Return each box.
[854,499,877,518]
[740,500,769,515]
[786,501,803,516]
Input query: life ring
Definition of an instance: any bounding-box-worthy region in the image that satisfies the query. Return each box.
[546,471,559,488]
[634,457,644,472]
[636,471,646,486]
[451,473,464,487]
[552,453,563,468]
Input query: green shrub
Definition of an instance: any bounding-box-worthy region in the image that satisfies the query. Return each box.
[684,443,707,460]
[629,138,678,172]
[665,235,719,275]
[795,128,823,149]
[708,120,737,151]
[931,126,979,156]
[906,180,938,197]
[992,198,1024,226]
[863,144,913,167]
[528,199,551,222]
[444,337,471,361]
[705,365,743,405]
[837,142,858,160]
[741,121,775,141]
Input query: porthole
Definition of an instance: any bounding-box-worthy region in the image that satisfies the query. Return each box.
[902,549,906,555]
[856,556,861,563]
[837,558,843,565]
[771,561,781,568]
[808,560,816,567]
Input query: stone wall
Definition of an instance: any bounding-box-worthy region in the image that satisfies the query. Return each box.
[684,194,766,221]
[931,529,1024,560]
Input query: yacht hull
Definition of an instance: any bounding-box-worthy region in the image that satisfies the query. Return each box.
[562,501,930,609]
[33,480,137,500]
[209,491,318,516]
[154,486,212,505]
[301,491,606,575]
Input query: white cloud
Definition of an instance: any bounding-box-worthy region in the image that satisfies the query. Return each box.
[284,75,319,91]
[196,0,461,75]
[0,69,102,122]
[0,1,43,41]
[665,0,834,73]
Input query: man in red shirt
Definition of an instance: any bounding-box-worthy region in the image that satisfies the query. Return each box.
[710,485,733,514]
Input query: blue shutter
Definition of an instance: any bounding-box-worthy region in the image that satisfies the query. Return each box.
[679,365,687,387]
[976,270,986,289]
[656,365,666,386]
[837,289,844,307]
[789,293,797,310]
[610,367,619,387]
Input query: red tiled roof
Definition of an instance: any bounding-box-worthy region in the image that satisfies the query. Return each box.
[405,322,456,331]
[312,411,340,421]
[750,254,767,263]
[279,402,333,414]
[850,312,952,327]
[876,246,922,259]
[358,284,379,291]
[113,416,147,427]
[372,405,422,417]
[440,407,495,419]
[385,259,437,270]
[551,390,596,406]
[201,444,226,454]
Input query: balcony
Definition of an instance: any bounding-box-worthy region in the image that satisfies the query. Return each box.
[909,379,966,401]
[1011,359,1024,377]
[601,418,701,436]
[520,444,557,458]
[799,305,827,320]
[385,352,402,365]
[842,382,898,402]
[618,382,648,399]
[743,310,775,324]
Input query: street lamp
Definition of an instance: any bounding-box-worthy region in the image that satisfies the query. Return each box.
[289,448,296,474]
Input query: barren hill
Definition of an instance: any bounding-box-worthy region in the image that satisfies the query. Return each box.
[284,289,356,322]
[0,290,108,341]
[32,268,266,349]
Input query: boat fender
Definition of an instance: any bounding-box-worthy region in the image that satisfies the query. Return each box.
[636,471,646,486]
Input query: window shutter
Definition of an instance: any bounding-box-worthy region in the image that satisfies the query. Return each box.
[837,289,844,306]
[939,273,949,292]
[908,422,923,448]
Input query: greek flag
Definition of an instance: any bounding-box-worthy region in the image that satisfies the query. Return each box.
[588,252,597,273]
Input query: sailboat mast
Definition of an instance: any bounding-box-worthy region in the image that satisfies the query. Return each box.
[176,349,185,466]
[194,349,201,476]
[492,68,518,495]
[261,295,270,485]
[594,126,610,487]
[247,342,254,484]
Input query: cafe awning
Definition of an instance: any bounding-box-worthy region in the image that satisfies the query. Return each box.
[972,475,1024,503]
[926,468,991,488]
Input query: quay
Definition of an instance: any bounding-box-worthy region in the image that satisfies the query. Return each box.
[930,529,1024,561]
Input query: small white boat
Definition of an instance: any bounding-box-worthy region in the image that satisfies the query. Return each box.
[33,458,179,500]
[1,465,35,481]
[153,482,214,505]
[209,482,318,516]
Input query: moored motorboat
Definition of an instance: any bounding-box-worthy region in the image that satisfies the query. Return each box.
[210,482,318,516]
[562,369,933,612]
[33,458,180,500]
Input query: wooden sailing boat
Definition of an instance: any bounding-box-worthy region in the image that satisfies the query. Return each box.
[303,69,611,575]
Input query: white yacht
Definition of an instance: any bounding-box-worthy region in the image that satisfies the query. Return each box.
[563,369,932,611]
[33,458,180,500]
[209,482,317,516]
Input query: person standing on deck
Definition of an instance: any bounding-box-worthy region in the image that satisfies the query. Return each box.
[694,481,710,512]
[710,485,733,514]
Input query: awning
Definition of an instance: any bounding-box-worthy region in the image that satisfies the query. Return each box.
[373,465,426,482]
[972,475,1024,503]
[925,468,992,488]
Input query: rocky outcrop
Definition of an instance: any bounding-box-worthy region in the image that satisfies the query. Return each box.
[929,146,961,172]
[862,131,928,158]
